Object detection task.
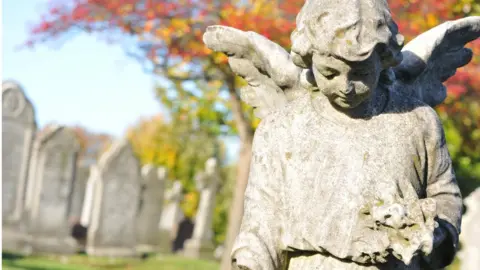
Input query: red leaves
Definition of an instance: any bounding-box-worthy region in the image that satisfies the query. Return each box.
[71,5,90,20]
[35,21,53,33]
[24,0,480,101]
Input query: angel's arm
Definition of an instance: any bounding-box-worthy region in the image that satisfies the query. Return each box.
[421,108,462,268]
[231,114,284,270]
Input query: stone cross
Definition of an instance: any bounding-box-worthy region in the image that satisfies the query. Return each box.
[136,165,167,253]
[460,187,480,270]
[184,157,220,259]
[24,126,81,254]
[83,139,142,257]
[2,81,37,252]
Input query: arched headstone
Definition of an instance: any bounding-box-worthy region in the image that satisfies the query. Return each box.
[136,165,167,252]
[26,126,81,253]
[2,81,36,222]
[2,81,37,251]
[85,139,141,257]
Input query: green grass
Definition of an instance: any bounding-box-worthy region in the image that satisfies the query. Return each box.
[2,251,462,270]
[2,252,220,270]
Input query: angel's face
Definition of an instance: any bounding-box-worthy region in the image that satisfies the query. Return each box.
[311,52,382,109]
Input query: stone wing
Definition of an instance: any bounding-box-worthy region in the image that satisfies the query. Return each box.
[203,25,302,118]
[393,16,480,107]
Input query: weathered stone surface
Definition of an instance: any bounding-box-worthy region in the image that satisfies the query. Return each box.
[69,165,90,223]
[25,126,81,254]
[184,158,220,259]
[158,180,184,253]
[459,188,480,270]
[84,139,141,257]
[203,1,479,269]
[136,165,167,253]
[2,80,37,252]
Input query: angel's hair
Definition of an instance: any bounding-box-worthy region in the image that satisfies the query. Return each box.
[290,0,404,81]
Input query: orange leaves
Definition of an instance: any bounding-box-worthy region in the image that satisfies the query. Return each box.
[426,13,439,28]
[144,19,154,32]
[26,0,480,103]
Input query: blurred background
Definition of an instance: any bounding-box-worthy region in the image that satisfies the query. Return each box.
[2,0,479,270]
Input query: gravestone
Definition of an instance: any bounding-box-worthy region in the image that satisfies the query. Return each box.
[68,164,90,252]
[80,166,96,228]
[69,165,90,223]
[136,165,167,253]
[184,157,220,259]
[158,180,184,253]
[2,81,37,251]
[460,187,480,270]
[25,125,81,254]
[77,165,98,252]
[85,139,141,257]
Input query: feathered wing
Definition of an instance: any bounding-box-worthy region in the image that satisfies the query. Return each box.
[393,16,480,107]
[203,25,303,118]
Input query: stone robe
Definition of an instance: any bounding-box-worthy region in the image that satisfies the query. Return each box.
[232,89,462,270]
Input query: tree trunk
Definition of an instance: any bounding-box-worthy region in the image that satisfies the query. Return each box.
[220,78,254,270]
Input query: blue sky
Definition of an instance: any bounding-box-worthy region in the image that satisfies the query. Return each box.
[3,0,161,137]
[3,0,239,162]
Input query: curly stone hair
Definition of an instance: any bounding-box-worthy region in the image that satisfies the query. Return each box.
[290,0,404,85]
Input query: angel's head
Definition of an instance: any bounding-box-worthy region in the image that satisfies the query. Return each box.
[290,0,404,109]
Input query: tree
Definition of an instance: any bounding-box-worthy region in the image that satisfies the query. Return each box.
[27,0,480,267]
[126,107,234,244]
[71,125,113,166]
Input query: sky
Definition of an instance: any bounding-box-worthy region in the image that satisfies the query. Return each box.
[2,0,239,162]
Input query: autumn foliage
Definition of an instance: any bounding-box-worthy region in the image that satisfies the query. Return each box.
[27,1,479,97]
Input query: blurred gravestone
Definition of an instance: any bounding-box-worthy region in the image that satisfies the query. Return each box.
[69,165,90,223]
[2,81,37,251]
[158,180,184,253]
[68,164,90,252]
[214,245,224,261]
[85,139,141,256]
[184,157,220,259]
[136,165,167,253]
[460,187,480,270]
[25,126,81,253]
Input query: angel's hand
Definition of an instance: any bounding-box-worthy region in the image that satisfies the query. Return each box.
[393,16,480,107]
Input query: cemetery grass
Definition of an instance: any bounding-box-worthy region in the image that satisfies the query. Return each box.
[2,252,219,270]
[2,251,460,270]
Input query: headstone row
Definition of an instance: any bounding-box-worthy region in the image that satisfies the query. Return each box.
[2,81,221,259]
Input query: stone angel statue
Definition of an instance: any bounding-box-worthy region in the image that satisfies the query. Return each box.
[203,0,480,269]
